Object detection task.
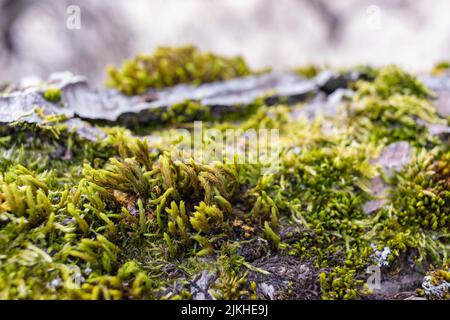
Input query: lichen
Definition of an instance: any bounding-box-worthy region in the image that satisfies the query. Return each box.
[420,263,450,299]
[432,61,450,76]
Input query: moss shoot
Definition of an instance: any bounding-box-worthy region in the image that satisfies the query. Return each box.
[43,87,62,103]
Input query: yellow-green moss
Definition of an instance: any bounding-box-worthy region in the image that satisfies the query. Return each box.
[1,60,449,300]
[43,87,62,102]
[107,45,252,95]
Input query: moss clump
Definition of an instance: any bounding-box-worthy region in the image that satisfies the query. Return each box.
[432,61,450,75]
[161,100,211,125]
[107,45,252,95]
[420,263,450,299]
[295,65,322,79]
[1,59,450,300]
[354,65,432,99]
[319,267,365,300]
[43,87,62,102]
[347,94,440,146]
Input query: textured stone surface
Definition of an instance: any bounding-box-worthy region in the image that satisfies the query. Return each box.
[363,176,390,214]
[420,73,450,117]
[292,88,354,120]
[373,141,413,177]
[1,71,364,126]
[417,119,450,140]
[369,254,426,300]
[314,70,360,94]
[363,142,413,214]
[0,89,71,124]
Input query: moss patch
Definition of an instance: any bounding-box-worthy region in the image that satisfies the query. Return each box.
[1,59,449,300]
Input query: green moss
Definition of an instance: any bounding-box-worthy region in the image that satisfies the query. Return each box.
[43,87,62,102]
[295,64,322,79]
[210,245,258,300]
[354,65,432,99]
[1,60,450,300]
[107,45,252,95]
[319,267,364,300]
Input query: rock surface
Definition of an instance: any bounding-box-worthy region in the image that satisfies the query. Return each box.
[1,71,361,126]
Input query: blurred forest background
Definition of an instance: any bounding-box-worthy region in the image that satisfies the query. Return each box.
[1,0,450,86]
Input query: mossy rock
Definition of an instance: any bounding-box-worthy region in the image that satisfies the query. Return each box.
[1,51,450,300]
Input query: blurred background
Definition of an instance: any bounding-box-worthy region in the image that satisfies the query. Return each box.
[1,0,450,86]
